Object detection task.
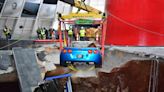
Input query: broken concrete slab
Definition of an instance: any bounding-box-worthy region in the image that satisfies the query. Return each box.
[100,48,151,73]
[71,60,164,92]
[0,54,12,70]
[0,50,16,82]
[0,39,33,50]
[0,50,12,55]
[110,46,164,59]
[13,47,42,92]
[37,51,46,61]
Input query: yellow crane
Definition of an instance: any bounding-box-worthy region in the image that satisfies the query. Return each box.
[57,0,107,69]
[74,0,102,14]
[58,0,106,51]
[59,0,104,20]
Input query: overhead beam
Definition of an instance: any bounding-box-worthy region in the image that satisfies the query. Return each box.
[74,0,102,14]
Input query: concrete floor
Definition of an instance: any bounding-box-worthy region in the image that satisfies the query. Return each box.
[1,40,164,92]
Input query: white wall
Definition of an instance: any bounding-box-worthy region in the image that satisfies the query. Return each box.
[0,0,106,39]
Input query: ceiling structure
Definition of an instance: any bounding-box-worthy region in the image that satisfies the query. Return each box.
[0,0,106,39]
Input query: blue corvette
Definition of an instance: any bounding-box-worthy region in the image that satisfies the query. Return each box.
[60,47,102,67]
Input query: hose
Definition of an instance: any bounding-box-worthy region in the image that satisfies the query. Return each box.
[148,59,159,92]
[148,60,153,92]
[0,38,22,50]
[67,64,95,72]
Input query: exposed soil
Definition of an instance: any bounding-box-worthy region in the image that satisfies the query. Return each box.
[72,60,164,92]
[0,81,20,92]
[1,60,164,92]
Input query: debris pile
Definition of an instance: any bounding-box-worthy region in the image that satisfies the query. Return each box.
[71,60,164,92]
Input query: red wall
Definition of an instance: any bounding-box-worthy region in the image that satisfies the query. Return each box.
[105,0,164,46]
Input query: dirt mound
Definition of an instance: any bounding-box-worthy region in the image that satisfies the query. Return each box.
[72,60,164,92]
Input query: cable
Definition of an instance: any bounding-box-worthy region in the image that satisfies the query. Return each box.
[154,59,159,92]
[62,21,68,47]
[67,64,95,72]
[82,0,89,13]
[109,12,164,36]
[152,60,156,92]
[68,64,79,71]
[0,38,22,50]
[148,60,153,92]
[76,0,88,14]
[148,59,159,92]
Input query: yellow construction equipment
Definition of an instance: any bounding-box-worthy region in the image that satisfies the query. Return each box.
[59,0,104,20]
[61,13,103,19]
[74,0,102,14]
[57,0,107,70]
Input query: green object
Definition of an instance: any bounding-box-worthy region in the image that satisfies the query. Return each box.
[68,30,73,35]
[40,29,45,35]
[75,19,94,24]
[80,29,85,37]
[3,28,10,35]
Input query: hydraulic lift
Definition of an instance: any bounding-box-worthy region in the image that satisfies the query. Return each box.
[57,0,107,59]
[34,0,106,51]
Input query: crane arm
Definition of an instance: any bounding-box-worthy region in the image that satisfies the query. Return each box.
[74,0,102,14]
[59,0,103,20]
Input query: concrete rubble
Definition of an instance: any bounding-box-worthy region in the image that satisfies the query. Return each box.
[71,60,164,92]
[0,41,164,92]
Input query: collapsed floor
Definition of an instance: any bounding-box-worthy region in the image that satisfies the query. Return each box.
[0,40,164,92]
[1,60,163,92]
[71,60,163,92]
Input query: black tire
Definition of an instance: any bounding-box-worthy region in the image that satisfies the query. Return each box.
[60,62,67,67]
[95,62,102,68]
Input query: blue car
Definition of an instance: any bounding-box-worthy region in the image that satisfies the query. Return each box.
[60,47,102,67]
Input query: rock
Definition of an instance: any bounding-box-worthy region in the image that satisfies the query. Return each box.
[72,77,100,92]
[44,62,56,72]
[45,67,71,77]
[37,51,46,61]
[0,54,11,70]
[70,60,164,92]
[43,60,164,92]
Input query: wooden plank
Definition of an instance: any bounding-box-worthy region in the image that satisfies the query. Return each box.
[13,47,42,92]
